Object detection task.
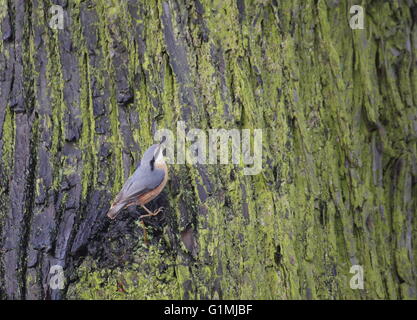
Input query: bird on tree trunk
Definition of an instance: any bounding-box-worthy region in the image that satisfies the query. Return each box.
[107,143,168,220]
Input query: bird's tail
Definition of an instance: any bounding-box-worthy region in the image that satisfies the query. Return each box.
[107,202,125,219]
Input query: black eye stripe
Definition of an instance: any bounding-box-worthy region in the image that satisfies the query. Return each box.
[150,158,155,170]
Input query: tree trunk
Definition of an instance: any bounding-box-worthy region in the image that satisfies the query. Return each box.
[0,0,416,300]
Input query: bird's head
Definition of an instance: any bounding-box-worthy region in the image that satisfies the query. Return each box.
[141,144,165,170]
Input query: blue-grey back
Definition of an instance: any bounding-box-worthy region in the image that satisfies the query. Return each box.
[117,161,165,205]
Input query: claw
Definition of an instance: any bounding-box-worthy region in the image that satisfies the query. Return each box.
[139,206,165,219]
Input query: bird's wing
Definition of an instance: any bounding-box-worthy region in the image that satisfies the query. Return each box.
[116,166,165,205]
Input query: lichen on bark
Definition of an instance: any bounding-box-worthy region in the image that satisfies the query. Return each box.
[0,0,416,300]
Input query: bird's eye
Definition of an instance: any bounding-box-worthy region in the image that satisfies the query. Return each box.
[150,158,155,170]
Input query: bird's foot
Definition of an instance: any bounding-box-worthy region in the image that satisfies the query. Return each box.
[139,207,164,219]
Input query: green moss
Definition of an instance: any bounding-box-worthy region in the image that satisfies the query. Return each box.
[68,245,180,300]
[1,107,14,174]
[79,51,97,199]
[1,0,415,300]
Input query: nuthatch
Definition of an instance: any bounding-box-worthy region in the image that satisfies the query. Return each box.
[107,144,168,220]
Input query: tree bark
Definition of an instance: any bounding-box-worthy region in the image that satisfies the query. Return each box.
[0,0,416,299]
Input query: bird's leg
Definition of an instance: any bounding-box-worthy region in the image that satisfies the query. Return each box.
[140,204,154,215]
[139,204,164,219]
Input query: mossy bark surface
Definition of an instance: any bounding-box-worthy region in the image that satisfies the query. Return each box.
[0,0,416,299]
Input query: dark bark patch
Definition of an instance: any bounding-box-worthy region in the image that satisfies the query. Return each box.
[1,11,13,42]
[180,224,198,257]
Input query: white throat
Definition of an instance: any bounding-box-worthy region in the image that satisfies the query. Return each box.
[155,149,165,164]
